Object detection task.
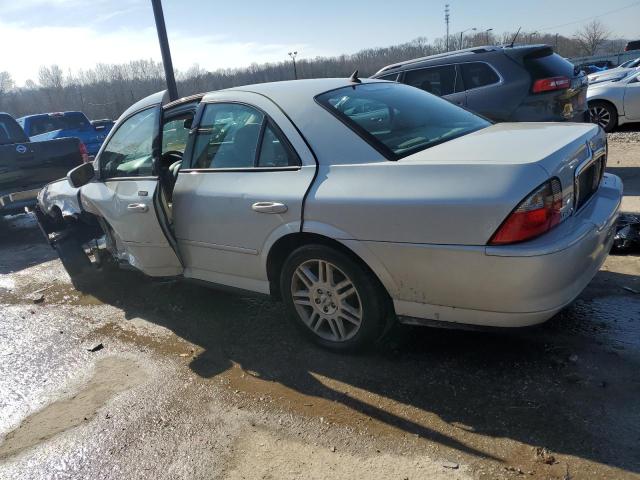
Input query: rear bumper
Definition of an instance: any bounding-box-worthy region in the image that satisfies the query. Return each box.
[364,173,622,328]
[0,188,40,215]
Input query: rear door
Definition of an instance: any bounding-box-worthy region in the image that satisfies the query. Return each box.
[401,64,467,106]
[80,99,183,277]
[172,91,317,292]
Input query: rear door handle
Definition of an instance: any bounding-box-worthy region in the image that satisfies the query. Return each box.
[251,201,288,214]
[127,203,148,213]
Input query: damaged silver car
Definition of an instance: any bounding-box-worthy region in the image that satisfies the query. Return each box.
[37,78,622,351]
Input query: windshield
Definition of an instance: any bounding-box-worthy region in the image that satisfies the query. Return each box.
[315,82,490,159]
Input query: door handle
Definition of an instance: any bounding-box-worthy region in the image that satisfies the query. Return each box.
[251,201,288,214]
[127,203,148,213]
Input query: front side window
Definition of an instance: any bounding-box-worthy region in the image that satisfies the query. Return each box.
[403,65,457,96]
[100,107,158,179]
[460,62,500,90]
[162,117,191,154]
[316,82,490,159]
[191,103,299,169]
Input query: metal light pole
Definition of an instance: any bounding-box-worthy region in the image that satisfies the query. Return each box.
[151,0,178,101]
[288,51,298,80]
[484,28,493,45]
[459,27,476,48]
[444,4,450,51]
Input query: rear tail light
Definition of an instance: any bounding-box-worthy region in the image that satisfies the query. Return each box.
[532,76,571,93]
[79,141,89,163]
[489,178,563,245]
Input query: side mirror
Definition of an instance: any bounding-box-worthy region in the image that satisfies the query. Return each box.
[183,118,193,129]
[67,162,96,188]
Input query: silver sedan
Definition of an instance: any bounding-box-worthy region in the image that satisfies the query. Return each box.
[38,78,622,351]
[588,70,640,131]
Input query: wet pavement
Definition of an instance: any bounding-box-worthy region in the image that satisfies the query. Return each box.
[1,142,640,479]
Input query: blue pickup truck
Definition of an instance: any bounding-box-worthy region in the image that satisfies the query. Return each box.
[17,111,112,156]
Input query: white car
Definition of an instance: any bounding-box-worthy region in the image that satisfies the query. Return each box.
[588,70,640,131]
[37,78,622,351]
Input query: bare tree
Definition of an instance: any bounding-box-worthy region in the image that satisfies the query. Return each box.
[574,20,610,56]
[0,72,14,95]
[38,65,64,89]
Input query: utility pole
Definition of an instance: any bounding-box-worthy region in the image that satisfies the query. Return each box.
[288,51,298,80]
[484,28,493,45]
[444,4,450,51]
[151,0,178,101]
[459,27,476,49]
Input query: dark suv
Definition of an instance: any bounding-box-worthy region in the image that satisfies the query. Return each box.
[372,45,588,123]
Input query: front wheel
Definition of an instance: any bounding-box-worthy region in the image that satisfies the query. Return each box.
[589,101,618,133]
[280,244,391,352]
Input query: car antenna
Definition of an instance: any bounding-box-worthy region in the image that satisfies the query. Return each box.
[509,27,521,48]
[349,70,362,84]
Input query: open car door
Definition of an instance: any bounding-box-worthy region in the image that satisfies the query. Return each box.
[80,91,183,277]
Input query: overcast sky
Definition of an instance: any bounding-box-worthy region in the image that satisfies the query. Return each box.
[0,0,638,86]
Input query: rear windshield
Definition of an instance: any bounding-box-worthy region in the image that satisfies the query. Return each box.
[523,49,575,79]
[315,82,490,159]
[0,114,28,145]
[29,113,89,135]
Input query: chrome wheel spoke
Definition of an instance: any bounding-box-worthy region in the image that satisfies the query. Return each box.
[290,258,363,343]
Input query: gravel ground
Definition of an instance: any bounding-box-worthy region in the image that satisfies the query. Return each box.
[0,136,639,480]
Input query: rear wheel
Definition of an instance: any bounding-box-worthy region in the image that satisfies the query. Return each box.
[589,101,617,132]
[53,236,92,278]
[280,244,390,352]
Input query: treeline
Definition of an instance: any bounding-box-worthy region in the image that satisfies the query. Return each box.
[0,24,629,121]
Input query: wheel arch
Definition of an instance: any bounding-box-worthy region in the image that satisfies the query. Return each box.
[264,228,398,302]
[588,98,621,117]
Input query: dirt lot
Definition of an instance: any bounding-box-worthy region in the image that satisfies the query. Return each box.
[1,135,639,480]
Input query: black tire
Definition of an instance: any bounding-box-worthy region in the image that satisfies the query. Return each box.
[53,237,92,278]
[280,244,391,352]
[589,101,618,133]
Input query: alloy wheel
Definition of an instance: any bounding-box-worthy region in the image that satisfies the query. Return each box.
[290,259,363,342]
[589,105,611,130]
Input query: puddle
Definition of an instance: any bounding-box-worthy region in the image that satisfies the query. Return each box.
[90,322,194,356]
[0,281,103,307]
[558,295,640,348]
[0,356,147,460]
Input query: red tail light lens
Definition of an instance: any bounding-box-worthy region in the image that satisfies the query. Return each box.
[532,76,571,93]
[79,142,89,163]
[489,179,563,245]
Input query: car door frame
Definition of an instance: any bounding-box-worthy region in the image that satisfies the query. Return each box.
[171,90,318,293]
[80,91,185,277]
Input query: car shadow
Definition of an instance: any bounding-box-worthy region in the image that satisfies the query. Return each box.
[607,166,640,196]
[74,266,640,473]
[0,213,57,274]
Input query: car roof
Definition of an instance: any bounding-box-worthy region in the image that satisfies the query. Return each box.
[372,44,550,76]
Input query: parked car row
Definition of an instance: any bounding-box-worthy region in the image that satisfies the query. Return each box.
[372,44,589,123]
[0,112,86,216]
[35,76,621,351]
[17,111,113,156]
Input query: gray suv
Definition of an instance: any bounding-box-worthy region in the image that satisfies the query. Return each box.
[372,45,588,123]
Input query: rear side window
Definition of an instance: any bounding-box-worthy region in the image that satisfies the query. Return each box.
[316,82,490,159]
[403,65,458,96]
[523,49,574,79]
[460,62,500,90]
[191,103,299,169]
[59,113,89,130]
